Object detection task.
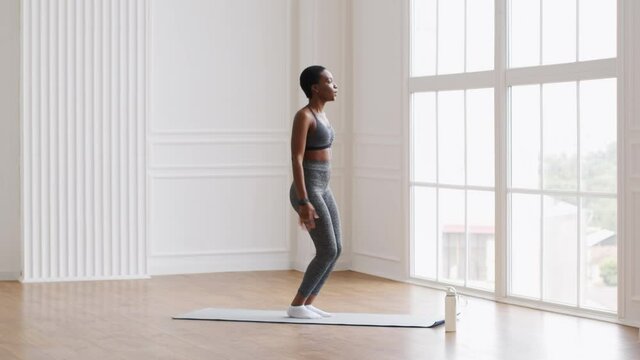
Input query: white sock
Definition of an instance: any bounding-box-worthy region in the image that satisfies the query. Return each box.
[287,305,322,319]
[305,305,333,317]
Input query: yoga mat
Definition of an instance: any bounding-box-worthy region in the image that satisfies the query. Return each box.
[173,308,445,328]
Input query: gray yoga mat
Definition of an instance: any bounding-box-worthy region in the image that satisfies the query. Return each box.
[173,308,445,328]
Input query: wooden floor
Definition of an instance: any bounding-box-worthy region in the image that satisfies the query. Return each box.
[0,270,638,360]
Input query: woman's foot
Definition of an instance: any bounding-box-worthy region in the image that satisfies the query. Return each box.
[287,305,322,319]
[305,305,333,317]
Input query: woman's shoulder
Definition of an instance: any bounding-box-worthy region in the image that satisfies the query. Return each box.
[294,107,314,124]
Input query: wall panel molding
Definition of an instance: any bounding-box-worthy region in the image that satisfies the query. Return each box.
[22,0,148,281]
[354,143,402,171]
[150,0,292,135]
[148,171,288,179]
[353,170,402,181]
[148,252,291,275]
[351,251,401,262]
[148,172,291,272]
[149,129,291,136]
[150,248,289,257]
[149,140,289,169]
[352,176,403,263]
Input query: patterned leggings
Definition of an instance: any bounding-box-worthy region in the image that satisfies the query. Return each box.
[289,160,342,297]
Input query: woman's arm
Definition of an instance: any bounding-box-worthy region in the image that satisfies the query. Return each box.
[291,110,319,229]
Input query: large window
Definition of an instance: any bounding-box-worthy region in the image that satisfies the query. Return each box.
[411,0,496,291]
[412,89,495,290]
[509,79,617,311]
[410,0,617,314]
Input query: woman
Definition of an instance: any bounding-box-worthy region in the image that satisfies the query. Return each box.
[287,65,341,319]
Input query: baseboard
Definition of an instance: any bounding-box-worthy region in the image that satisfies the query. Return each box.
[291,260,307,272]
[350,253,405,282]
[12,257,352,280]
[332,260,351,271]
[291,259,350,273]
[9,257,350,280]
[20,274,151,283]
[0,271,20,281]
[149,252,292,275]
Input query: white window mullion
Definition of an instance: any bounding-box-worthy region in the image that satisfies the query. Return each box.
[409,92,415,278]
[435,91,440,281]
[436,0,439,74]
[539,83,545,301]
[495,0,508,299]
[509,188,616,199]
[464,89,469,287]
[540,0,543,66]
[464,0,467,73]
[577,196,583,307]
[576,81,582,308]
[505,59,617,87]
[411,182,494,192]
[506,0,512,69]
[409,70,495,92]
[576,0,580,61]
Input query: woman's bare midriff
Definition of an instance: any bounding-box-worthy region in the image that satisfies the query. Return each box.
[304,148,332,161]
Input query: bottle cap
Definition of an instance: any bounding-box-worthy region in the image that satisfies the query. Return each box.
[446,286,457,296]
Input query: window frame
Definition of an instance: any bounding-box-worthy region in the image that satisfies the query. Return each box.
[407,0,621,319]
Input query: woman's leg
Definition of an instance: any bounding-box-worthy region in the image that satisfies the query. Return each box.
[295,191,338,300]
[305,187,342,300]
[287,165,338,318]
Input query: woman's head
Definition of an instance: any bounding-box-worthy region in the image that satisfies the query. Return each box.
[299,65,338,101]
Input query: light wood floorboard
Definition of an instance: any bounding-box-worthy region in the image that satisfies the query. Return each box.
[0,270,638,360]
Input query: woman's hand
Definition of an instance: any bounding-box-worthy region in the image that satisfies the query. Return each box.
[298,203,320,230]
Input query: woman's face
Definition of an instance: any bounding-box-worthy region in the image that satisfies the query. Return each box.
[313,70,338,101]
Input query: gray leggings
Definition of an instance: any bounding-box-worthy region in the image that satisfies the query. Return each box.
[289,160,342,297]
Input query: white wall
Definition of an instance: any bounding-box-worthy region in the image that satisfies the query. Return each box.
[350,0,408,281]
[0,0,21,280]
[148,0,352,275]
[20,0,149,282]
[11,0,353,280]
[148,0,293,274]
[292,0,352,272]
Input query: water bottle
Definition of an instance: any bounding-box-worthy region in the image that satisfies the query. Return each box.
[445,286,457,332]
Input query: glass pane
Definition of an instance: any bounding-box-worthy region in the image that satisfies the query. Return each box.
[579,0,616,61]
[543,82,577,191]
[467,88,495,187]
[439,188,465,284]
[581,197,617,312]
[466,0,494,72]
[411,0,437,77]
[542,0,576,65]
[580,79,617,193]
[511,85,541,189]
[511,193,541,299]
[413,92,437,183]
[468,190,495,291]
[438,91,465,185]
[438,0,465,74]
[543,195,578,306]
[413,186,437,279]
[510,0,540,68]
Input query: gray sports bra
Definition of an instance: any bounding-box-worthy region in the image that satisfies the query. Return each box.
[305,106,335,151]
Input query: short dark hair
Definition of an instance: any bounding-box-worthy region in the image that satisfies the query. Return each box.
[299,65,326,99]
